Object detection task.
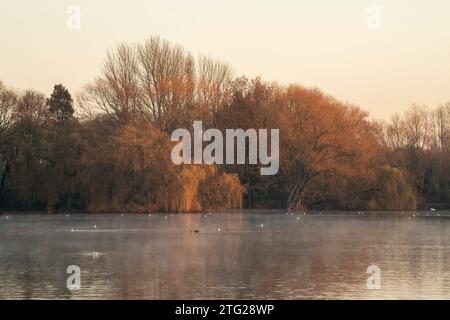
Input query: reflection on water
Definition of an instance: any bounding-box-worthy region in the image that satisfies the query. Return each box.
[1,211,450,299]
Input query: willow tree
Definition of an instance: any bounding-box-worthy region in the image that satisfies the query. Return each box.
[282,85,382,209]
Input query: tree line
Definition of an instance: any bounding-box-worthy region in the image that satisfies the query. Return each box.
[1,36,449,212]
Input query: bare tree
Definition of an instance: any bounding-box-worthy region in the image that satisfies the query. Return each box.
[78,36,235,133]
[431,104,450,150]
[197,56,233,116]
[385,113,407,149]
[137,36,196,132]
[403,104,431,149]
[0,81,18,143]
[79,43,141,122]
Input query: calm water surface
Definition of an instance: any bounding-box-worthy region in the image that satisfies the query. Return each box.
[1,210,450,299]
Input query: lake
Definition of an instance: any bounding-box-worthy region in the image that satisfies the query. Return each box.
[1,210,450,299]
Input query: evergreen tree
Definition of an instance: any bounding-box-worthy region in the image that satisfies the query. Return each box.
[46,84,74,126]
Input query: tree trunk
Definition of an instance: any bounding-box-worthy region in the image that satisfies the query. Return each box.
[0,162,10,205]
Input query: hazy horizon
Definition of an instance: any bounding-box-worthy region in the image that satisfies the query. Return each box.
[1,0,450,119]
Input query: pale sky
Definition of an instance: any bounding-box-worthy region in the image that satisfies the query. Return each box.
[1,0,450,119]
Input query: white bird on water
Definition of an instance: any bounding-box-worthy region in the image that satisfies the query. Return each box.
[431,208,436,211]
[260,223,264,228]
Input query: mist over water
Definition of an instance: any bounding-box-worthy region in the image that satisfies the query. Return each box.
[1,211,450,299]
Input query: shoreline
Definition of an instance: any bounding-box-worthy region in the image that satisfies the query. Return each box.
[1,208,447,216]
